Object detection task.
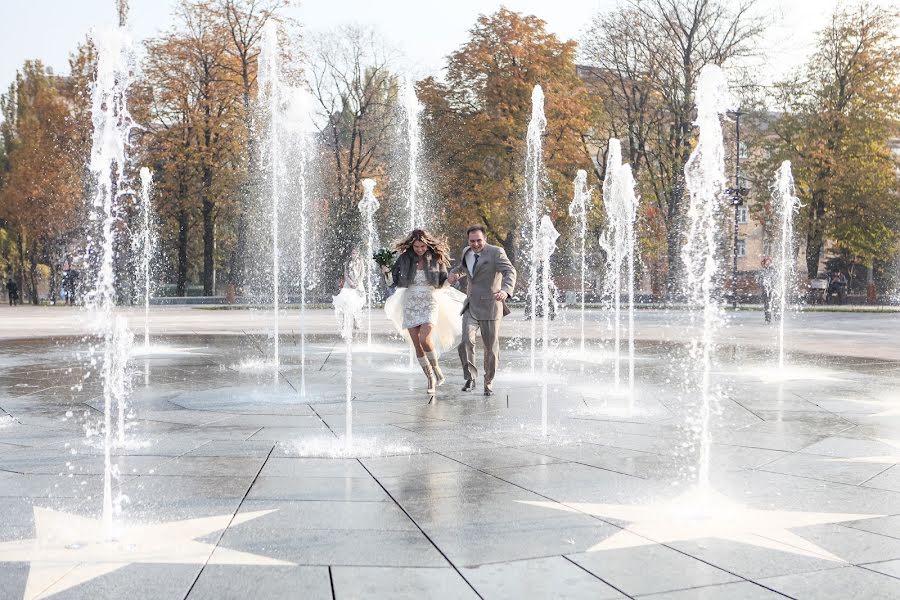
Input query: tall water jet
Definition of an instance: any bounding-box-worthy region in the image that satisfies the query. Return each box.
[358,179,380,348]
[600,139,623,387]
[113,316,134,446]
[568,170,591,353]
[615,165,638,396]
[600,146,639,396]
[681,65,733,491]
[525,85,547,372]
[259,22,281,384]
[137,167,155,348]
[85,16,136,538]
[333,289,363,452]
[771,161,800,369]
[538,216,559,437]
[283,86,313,396]
[401,78,423,230]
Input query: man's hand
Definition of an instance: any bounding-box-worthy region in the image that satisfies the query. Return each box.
[494,291,508,301]
[448,272,461,285]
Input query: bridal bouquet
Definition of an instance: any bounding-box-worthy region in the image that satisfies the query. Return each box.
[373,248,394,269]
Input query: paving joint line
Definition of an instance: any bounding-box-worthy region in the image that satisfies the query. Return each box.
[560,554,635,599]
[355,459,485,600]
[432,450,786,596]
[181,444,276,600]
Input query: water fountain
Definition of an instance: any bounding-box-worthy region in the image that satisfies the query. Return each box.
[112,316,134,447]
[681,64,733,491]
[771,161,800,369]
[137,167,155,349]
[84,14,137,537]
[600,140,622,387]
[358,179,380,348]
[538,216,559,437]
[332,290,363,452]
[600,142,638,396]
[259,22,282,385]
[568,170,591,353]
[283,86,313,396]
[401,78,423,230]
[525,85,547,372]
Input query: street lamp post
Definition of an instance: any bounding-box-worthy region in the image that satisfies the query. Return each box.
[726,109,748,309]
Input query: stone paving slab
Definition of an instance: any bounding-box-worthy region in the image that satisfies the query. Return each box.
[1,330,900,598]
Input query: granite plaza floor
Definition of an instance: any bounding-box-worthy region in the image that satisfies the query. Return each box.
[1,307,900,599]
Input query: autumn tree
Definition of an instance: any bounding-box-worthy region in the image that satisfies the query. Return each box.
[216,0,293,290]
[142,0,247,296]
[419,8,598,262]
[768,3,900,284]
[581,0,765,292]
[0,62,83,302]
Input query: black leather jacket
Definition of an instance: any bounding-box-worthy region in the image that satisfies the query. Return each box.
[388,251,448,289]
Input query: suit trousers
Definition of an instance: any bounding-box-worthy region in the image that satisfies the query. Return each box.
[458,311,500,386]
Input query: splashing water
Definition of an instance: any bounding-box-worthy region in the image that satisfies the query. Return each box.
[358,179,380,348]
[112,317,134,447]
[283,85,313,396]
[259,22,282,385]
[568,170,591,353]
[333,288,364,452]
[402,78,423,230]
[526,85,547,372]
[137,167,155,349]
[771,161,801,369]
[86,21,137,539]
[538,216,559,437]
[681,65,733,490]
[601,148,639,399]
[600,140,623,388]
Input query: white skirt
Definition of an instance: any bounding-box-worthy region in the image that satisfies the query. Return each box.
[384,286,466,356]
[332,287,366,335]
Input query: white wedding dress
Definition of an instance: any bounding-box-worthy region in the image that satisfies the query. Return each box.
[384,269,465,356]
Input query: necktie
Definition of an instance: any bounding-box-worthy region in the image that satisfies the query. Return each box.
[471,253,479,276]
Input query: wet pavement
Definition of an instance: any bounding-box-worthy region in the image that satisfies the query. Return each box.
[1,310,900,599]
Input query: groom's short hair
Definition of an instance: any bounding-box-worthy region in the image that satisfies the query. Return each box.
[466,225,486,237]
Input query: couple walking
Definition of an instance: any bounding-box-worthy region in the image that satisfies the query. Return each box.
[383,225,517,400]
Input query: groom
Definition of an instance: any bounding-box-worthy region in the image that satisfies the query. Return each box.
[447,225,517,396]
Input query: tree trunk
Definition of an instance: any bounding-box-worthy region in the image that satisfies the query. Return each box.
[176,210,189,297]
[866,264,876,304]
[229,75,255,292]
[202,195,214,296]
[28,251,39,305]
[500,232,516,265]
[47,258,58,304]
[16,231,27,304]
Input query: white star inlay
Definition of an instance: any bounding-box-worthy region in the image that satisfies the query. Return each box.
[0,506,293,600]
[520,488,883,561]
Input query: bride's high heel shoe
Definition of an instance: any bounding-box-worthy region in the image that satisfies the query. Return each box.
[417,356,436,396]
[425,351,445,386]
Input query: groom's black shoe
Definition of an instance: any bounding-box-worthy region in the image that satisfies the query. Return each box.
[483,383,494,397]
[462,379,475,392]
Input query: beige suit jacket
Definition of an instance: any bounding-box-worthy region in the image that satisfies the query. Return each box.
[450,244,517,321]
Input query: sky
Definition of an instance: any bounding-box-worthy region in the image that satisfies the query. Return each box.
[0,0,893,100]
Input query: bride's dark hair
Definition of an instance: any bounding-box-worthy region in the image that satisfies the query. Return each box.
[393,229,451,267]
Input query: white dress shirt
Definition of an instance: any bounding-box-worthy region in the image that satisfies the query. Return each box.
[465,251,480,276]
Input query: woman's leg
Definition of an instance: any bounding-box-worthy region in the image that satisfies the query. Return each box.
[410,324,435,395]
[419,323,445,385]
[418,323,434,353]
[407,326,424,357]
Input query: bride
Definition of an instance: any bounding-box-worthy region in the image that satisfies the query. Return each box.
[383,229,465,400]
